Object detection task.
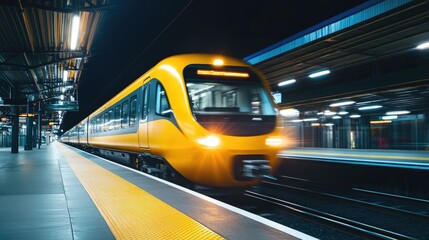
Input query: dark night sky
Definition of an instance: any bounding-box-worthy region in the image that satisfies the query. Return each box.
[61,0,368,131]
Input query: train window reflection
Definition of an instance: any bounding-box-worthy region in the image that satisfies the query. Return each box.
[129,96,137,127]
[186,81,275,115]
[156,83,172,117]
[121,100,129,128]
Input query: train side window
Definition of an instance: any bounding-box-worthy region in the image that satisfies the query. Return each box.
[129,96,137,127]
[104,112,109,132]
[141,87,148,122]
[121,100,129,128]
[109,109,114,131]
[114,105,121,130]
[155,83,172,117]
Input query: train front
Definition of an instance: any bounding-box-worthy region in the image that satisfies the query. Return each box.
[176,58,285,188]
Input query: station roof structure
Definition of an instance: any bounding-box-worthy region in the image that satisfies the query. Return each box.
[245,0,429,117]
[0,0,109,127]
[1,0,428,132]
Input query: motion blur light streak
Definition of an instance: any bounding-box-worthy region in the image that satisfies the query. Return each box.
[416,41,429,50]
[329,101,355,107]
[309,70,330,78]
[386,110,410,115]
[358,105,382,110]
[278,79,296,87]
[382,115,398,120]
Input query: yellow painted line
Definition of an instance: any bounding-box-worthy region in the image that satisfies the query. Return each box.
[55,143,224,240]
[285,151,429,161]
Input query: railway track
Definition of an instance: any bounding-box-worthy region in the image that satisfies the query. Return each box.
[216,175,429,239]
[244,190,415,240]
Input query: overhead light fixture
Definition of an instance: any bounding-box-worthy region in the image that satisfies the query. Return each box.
[416,42,429,50]
[303,118,318,122]
[332,115,342,119]
[386,110,410,115]
[70,15,80,50]
[382,115,397,120]
[280,108,300,117]
[350,114,361,118]
[63,70,68,82]
[329,101,355,107]
[325,123,334,126]
[278,79,296,87]
[338,111,349,115]
[291,119,303,123]
[358,105,382,110]
[309,70,330,78]
[324,110,337,116]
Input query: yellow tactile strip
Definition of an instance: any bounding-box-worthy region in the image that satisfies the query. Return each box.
[56,143,224,240]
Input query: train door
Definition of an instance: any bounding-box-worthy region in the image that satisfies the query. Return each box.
[138,85,150,149]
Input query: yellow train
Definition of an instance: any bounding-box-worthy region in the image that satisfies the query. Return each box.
[61,54,285,188]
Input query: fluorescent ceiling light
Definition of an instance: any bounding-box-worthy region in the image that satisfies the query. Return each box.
[382,115,398,120]
[278,79,296,86]
[386,110,410,115]
[338,111,349,115]
[329,101,355,107]
[303,118,318,122]
[332,115,342,119]
[309,70,330,78]
[416,42,429,50]
[291,119,303,122]
[358,105,382,110]
[280,108,300,117]
[70,15,80,50]
[324,111,337,116]
[325,123,334,126]
[63,70,68,82]
[350,114,361,118]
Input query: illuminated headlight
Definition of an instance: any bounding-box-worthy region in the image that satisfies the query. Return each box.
[265,137,284,147]
[197,136,220,148]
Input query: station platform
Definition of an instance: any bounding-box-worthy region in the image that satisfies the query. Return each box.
[0,142,315,240]
[279,148,429,170]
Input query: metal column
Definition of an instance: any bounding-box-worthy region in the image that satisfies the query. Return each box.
[11,106,19,153]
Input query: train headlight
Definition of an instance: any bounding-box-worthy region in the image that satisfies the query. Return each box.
[265,137,284,147]
[197,135,220,148]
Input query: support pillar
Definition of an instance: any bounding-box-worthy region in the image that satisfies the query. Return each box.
[38,101,42,149]
[11,106,19,153]
[25,101,33,150]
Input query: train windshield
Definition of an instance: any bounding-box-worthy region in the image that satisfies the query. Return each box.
[184,65,276,136]
[186,81,275,115]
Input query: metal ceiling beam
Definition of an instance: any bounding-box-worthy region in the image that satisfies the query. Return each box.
[23,53,43,101]
[0,1,112,13]
[0,55,90,70]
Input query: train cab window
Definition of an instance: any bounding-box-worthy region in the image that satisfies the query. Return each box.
[155,83,172,117]
[141,87,148,122]
[114,105,121,130]
[121,100,129,128]
[129,96,137,127]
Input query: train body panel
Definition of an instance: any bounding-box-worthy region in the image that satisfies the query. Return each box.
[61,54,285,188]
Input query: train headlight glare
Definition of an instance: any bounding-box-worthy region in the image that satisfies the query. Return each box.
[197,136,220,147]
[265,137,284,147]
